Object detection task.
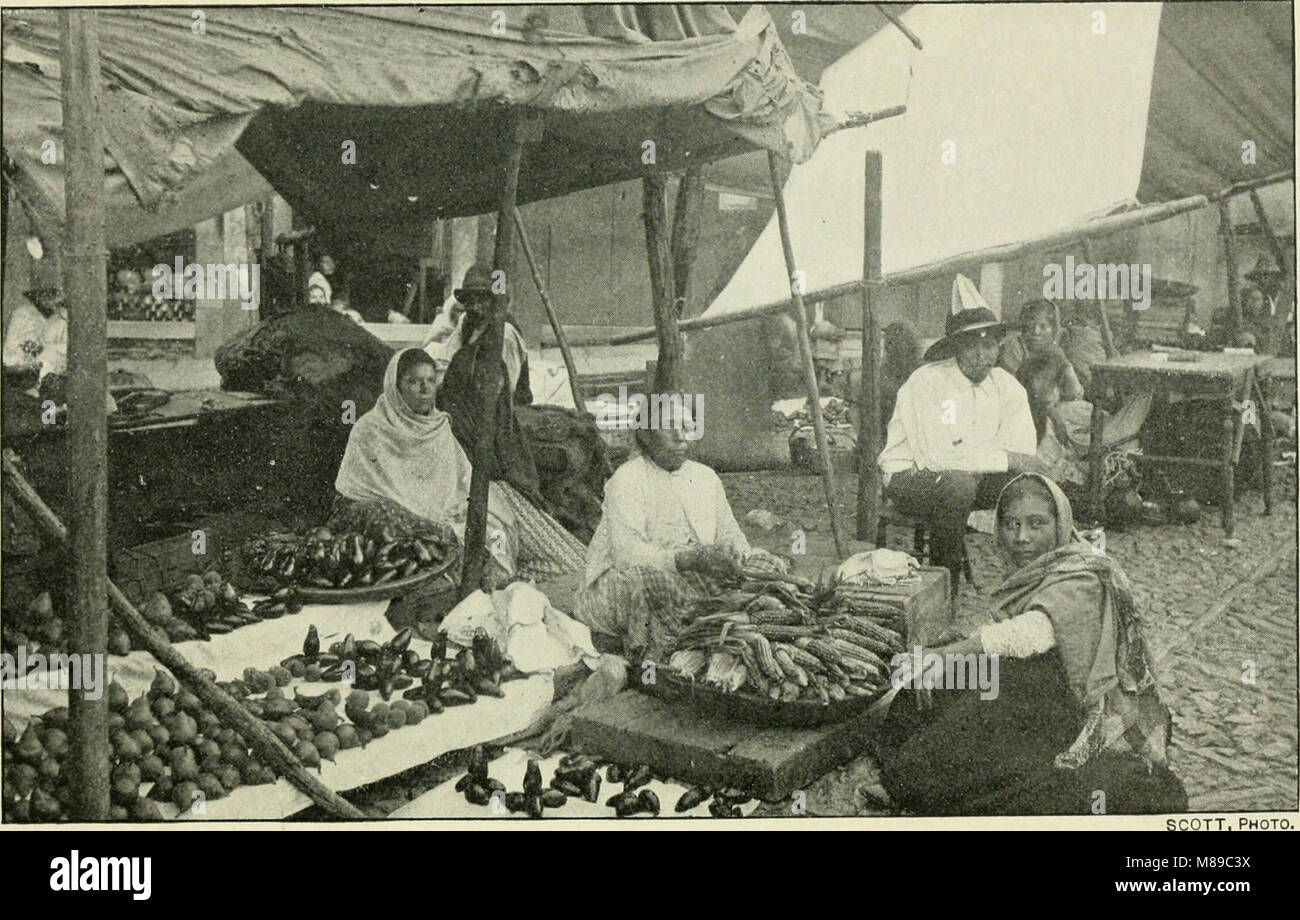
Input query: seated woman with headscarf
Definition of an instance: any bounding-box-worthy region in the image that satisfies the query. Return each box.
[334,347,519,581]
[870,473,1187,815]
[573,399,784,664]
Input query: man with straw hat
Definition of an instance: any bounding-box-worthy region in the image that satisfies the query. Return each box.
[878,275,1039,586]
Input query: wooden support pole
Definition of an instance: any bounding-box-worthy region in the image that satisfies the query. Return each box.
[671,166,705,317]
[460,114,527,598]
[768,151,845,558]
[642,173,681,393]
[1,451,365,819]
[1083,238,1118,358]
[856,152,884,542]
[1220,199,1241,342]
[58,8,111,822]
[513,208,584,411]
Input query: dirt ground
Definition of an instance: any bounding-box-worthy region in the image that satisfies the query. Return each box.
[720,468,1299,816]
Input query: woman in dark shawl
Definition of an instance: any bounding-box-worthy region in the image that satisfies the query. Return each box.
[872,472,1188,815]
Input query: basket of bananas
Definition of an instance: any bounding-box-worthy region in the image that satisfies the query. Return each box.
[642,576,907,727]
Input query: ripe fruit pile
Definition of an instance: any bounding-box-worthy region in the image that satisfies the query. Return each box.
[138,578,301,645]
[242,524,455,591]
[666,576,906,703]
[454,750,751,818]
[1,591,135,658]
[282,625,521,709]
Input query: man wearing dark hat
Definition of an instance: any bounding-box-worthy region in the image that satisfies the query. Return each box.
[878,305,1038,585]
[433,261,542,503]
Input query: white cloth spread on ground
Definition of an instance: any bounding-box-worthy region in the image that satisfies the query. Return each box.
[441,581,600,673]
[878,358,1036,481]
[836,548,921,586]
[583,454,750,586]
[979,608,1057,658]
[334,348,515,568]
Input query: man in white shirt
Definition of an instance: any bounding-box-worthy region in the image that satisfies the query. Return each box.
[878,306,1039,585]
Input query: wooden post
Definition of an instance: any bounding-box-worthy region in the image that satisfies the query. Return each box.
[642,174,681,393]
[671,166,705,317]
[513,208,585,412]
[58,8,111,822]
[1083,238,1117,358]
[1220,199,1242,342]
[856,151,883,542]
[460,114,527,598]
[768,151,845,557]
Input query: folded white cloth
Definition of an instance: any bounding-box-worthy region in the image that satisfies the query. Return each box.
[441,581,600,674]
[836,548,921,586]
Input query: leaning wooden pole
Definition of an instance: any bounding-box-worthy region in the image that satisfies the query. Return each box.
[1220,199,1242,342]
[642,173,681,393]
[513,209,584,411]
[461,114,527,598]
[671,166,705,318]
[58,8,111,822]
[768,151,845,557]
[1083,238,1118,358]
[1,452,364,819]
[856,151,884,542]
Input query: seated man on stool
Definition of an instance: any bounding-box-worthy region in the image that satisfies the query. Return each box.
[878,301,1039,588]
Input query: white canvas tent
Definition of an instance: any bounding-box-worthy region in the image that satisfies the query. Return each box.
[701,2,1165,321]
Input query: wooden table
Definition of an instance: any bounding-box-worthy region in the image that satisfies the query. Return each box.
[1085,351,1275,535]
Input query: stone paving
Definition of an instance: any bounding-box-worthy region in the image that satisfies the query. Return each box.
[722,470,1298,815]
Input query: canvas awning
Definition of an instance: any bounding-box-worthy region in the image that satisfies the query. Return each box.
[2,5,826,246]
[698,1,1294,323]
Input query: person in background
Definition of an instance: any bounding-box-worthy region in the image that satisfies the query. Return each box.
[431,262,539,500]
[330,291,364,325]
[307,254,336,306]
[1001,300,1084,442]
[878,305,1039,587]
[870,473,1187,816]
[3,289,52,378]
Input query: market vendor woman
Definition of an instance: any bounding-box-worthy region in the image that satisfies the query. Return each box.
[871,472,1188,815]
[574,399,775,663]
[334,347,519,579]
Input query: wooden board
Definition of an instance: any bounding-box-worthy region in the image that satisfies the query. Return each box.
[571,567,951,801]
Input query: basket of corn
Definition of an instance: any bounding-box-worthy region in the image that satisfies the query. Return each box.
[640,573,908,727]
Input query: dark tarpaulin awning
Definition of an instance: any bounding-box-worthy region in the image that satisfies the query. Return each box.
[2,4,826,245]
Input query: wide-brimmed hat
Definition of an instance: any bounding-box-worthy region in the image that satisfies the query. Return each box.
[454,262,494,301]
[1244,255,1284,282]
[923,307,1008,362]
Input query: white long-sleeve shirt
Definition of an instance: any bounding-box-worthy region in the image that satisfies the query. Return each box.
[584,454,750,586]
[877,358,1037,481]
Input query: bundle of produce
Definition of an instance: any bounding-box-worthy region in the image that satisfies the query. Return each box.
[666,575,905,704]
[325,498,459,550]
[1,591,136,658]
[240,523,455,591]
[161,570,278,638]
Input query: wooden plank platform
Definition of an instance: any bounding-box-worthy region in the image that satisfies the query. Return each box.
[571,566,952,801]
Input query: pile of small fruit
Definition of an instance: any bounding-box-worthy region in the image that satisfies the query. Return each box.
[665,575,905,703]
[1,591,135,658]
[281,624,522,708]
[454,749,755,818]
[241,526,455,591]
[2,669,278,823]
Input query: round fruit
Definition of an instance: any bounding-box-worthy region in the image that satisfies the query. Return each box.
[285,659,306,679]
[268,666,292,687]
[314,731,339,762]
[292,740,321,769]
[172,781,200,812]
[150,697,176,719]
[386,708,407,730]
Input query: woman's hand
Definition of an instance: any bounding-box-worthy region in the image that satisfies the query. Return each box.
[675,545,741,579]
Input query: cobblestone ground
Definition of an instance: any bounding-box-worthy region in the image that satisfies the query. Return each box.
[722,469,1298,815]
